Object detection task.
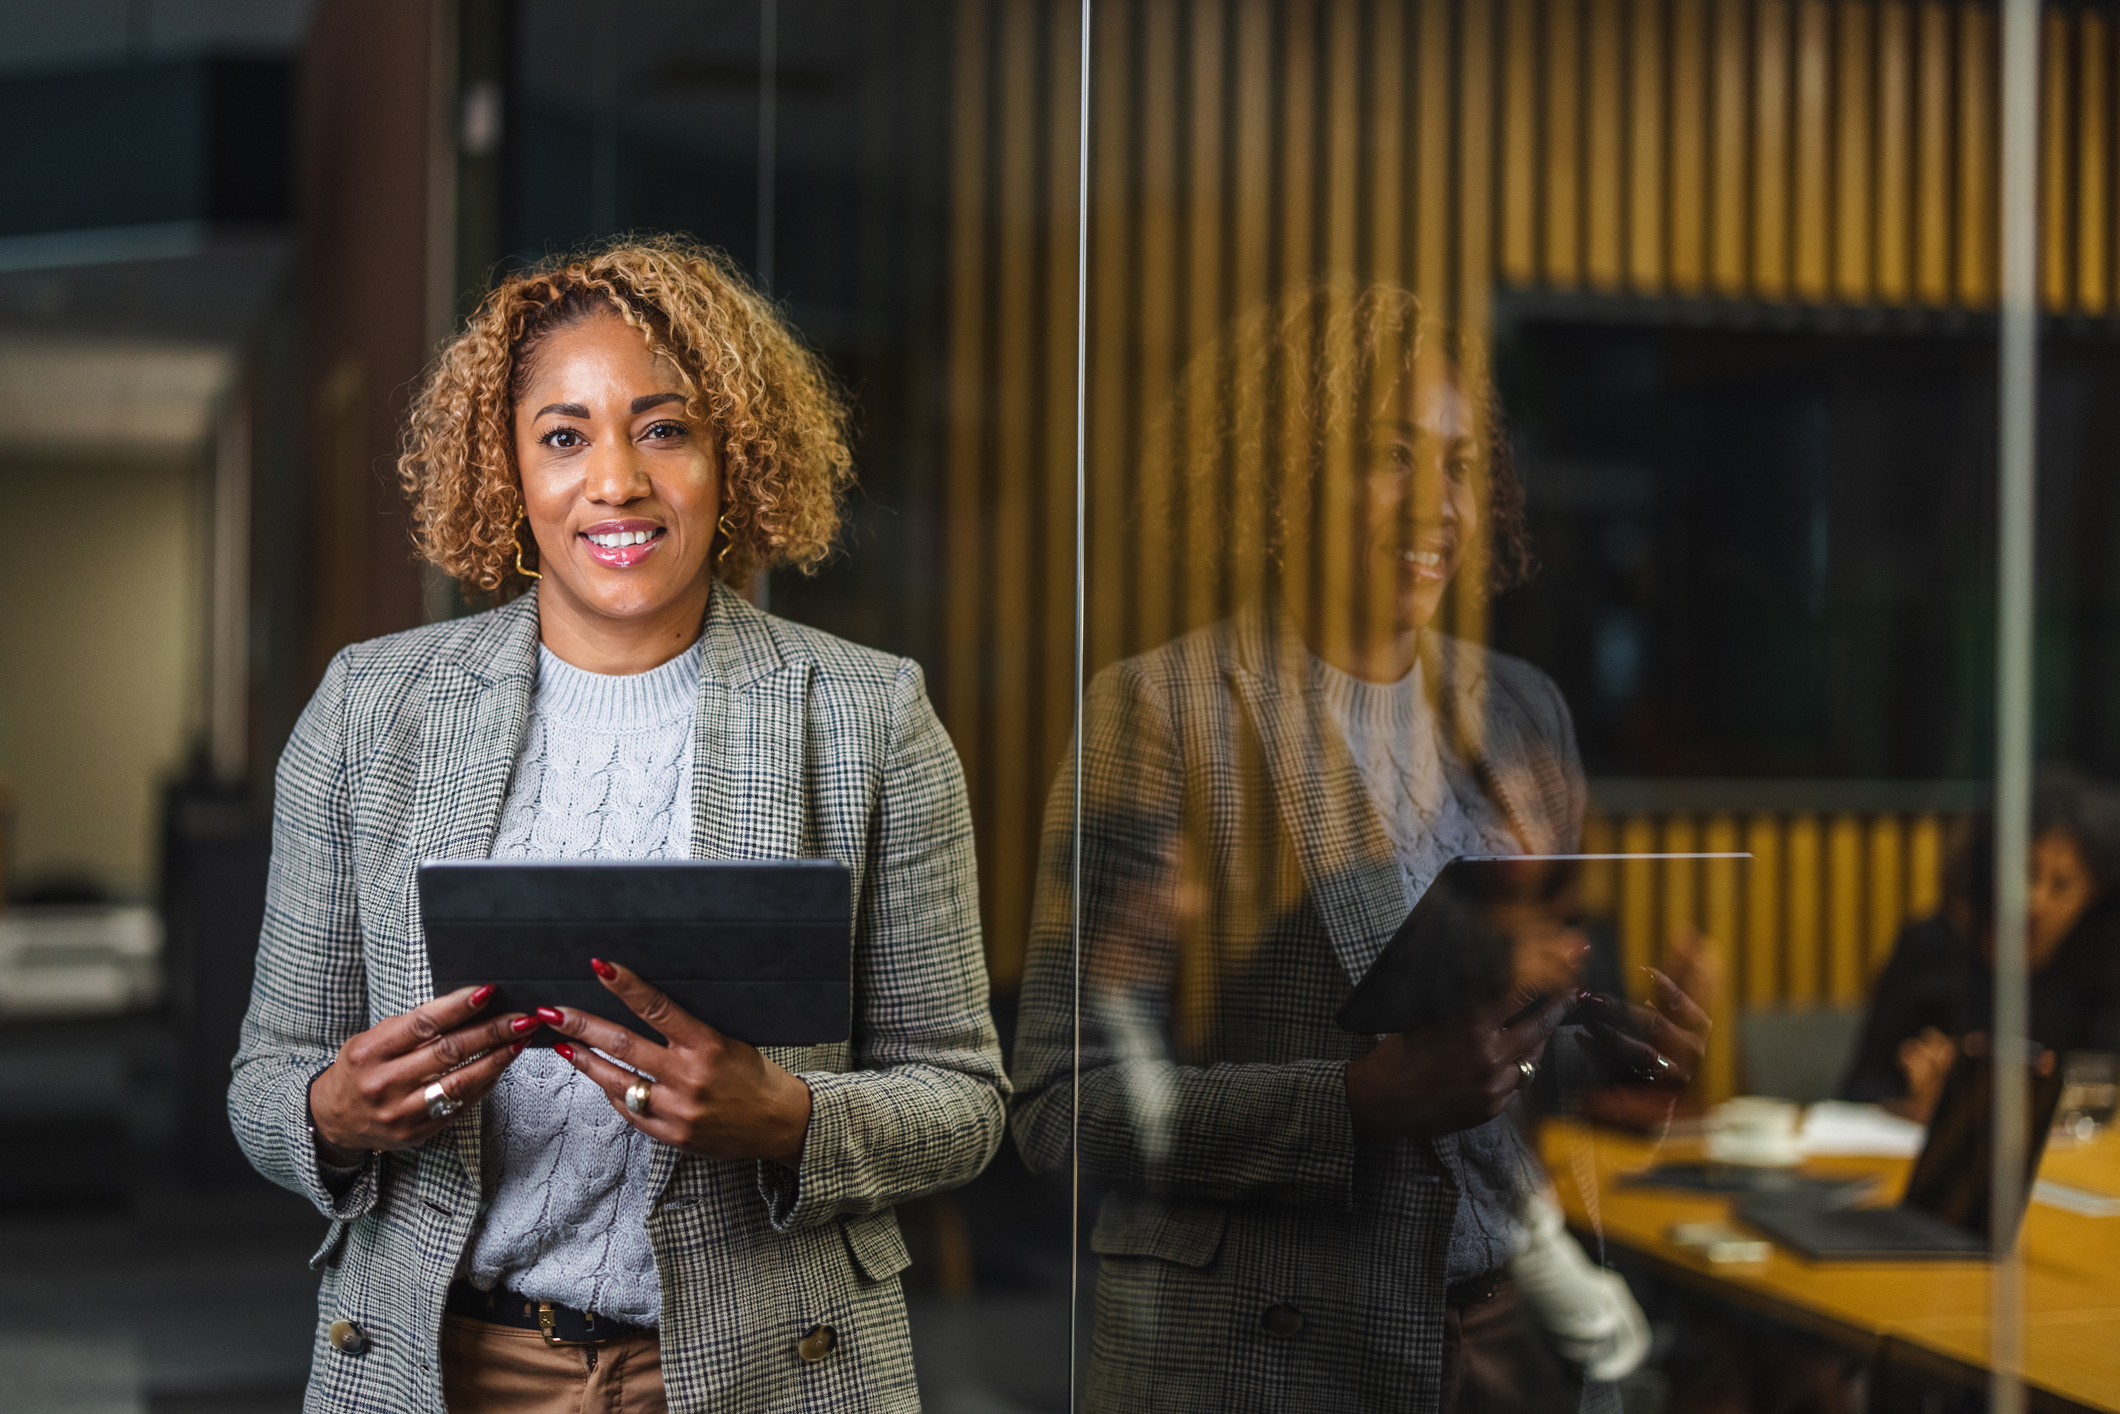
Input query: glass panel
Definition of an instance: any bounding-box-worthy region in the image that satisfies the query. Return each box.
[1025,0,2112,1408]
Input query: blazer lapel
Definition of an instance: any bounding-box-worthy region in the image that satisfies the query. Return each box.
[1226,608,1408,988]
[407,589,539,1188]
[646,584,813,1206]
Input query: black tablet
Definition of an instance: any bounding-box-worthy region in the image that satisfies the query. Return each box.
[1334,852,1748,1035]
[420,859,852,1048]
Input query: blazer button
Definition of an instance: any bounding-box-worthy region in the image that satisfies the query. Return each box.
[328,1319,368,1354]
[1261,1303,1304,1339]
[797,1324,837,1363]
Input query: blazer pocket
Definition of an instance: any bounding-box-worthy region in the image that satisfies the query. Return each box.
[1090,1190,1229,1268]
[842,1209,912,1283]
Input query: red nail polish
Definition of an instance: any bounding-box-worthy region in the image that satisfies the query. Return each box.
[470,984,496,1008]
[510,1015,540,1035]
[591,957,618,981]
[510,1041,525,1055]
[536,1007,565,1025]
[554,1042,576,1061]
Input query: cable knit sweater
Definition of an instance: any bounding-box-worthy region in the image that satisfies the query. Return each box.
[1313,656,1539,1281]
[459,638,703,1328]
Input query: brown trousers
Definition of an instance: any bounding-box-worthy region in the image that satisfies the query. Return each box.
[1441,1281,1584,1414]
[441,1314,669,1414]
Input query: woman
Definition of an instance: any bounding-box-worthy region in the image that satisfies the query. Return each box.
[1843,770,2120,1121]
[1008,284,1703,1413]
[229,236,1006,1414]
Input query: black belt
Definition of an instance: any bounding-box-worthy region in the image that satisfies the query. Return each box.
[1444,1268,1508,1308]
[445,1279,649,1347]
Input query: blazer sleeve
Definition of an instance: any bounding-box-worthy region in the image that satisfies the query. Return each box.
[758,658,1010,1232]
[227,650,385,1222]
[1009,660,1359,1210]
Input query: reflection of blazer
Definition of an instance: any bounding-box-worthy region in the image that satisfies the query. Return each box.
[230,586,1006,1414]
[1011,608,1584,1414]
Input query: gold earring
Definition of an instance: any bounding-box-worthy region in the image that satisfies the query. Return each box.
[514,510,542,581]
[716,512,736,570]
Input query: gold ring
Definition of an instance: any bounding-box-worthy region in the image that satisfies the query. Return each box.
[625,1079,654,1117]
[423,1079,461,1119]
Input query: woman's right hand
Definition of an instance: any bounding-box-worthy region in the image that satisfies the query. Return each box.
[1344,991,1576,1139]
[306,984,536,1164]
[1889,1026,1958,1124]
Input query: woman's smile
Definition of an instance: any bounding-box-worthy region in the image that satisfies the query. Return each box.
[580,517,669,568]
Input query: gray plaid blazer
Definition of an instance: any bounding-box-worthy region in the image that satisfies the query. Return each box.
[1011,607,1585,1414]
[229,585,1007,1414]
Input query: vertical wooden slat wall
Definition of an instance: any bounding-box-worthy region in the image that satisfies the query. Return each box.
[944,0,2092,986]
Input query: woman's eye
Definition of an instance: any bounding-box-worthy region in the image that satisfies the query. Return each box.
[642,420,687,442]
[1445,456,1475,481]
[540,427,586,449]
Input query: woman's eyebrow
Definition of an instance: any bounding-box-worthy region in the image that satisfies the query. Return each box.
[535,400,591,420]
[631,392,685,414]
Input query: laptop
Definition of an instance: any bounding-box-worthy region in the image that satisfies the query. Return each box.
[1736,1044,2064,1260]
[420,858,853,1048]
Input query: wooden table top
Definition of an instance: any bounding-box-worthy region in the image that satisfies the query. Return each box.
[1538,1120,2120,1412]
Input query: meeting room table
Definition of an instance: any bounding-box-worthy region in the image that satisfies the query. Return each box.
[1538,1116,2120,1412]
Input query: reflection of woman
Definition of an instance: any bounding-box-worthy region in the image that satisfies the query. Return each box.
[1010,285,1705,1413]
[229,237,1005,1413]
[1844,772,2120,1121]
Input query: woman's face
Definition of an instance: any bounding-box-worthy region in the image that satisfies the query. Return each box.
[2028,827,2100,967]
[514,312,721,632]
[1354,370,1482,637]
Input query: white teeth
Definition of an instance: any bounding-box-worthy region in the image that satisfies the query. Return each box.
[1401,550,1443,567]
[587,530,656,548]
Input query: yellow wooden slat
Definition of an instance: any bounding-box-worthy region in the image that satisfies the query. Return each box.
[1628,0,1667,291]
[1703,813,1744,1104]
[1134,0,1179,656]
[1662,815,1702,945]
[1955,0,1996,306]
[1785,813,1822,1004]
[1226,0,1273,618]
[1908,811,1945,918]
[1754,0,1793,298]
[1370,0,1406,286]
[1712,0,1752,295]
[1587,0,1626,289]
[1914,0,1952,303]
[1582,814,1617,916]
[1416,0,1456,307]
[1620,814,1659,981]
[1460,0,1500,329]
[1670,0,1710,292]
[1874,0,1913,301]
[1184,0,1226,637]
[2079,10,2111,314]
[1086,0,1134,678]
[987,0,1041,989]
[1041,0,1083,804]
[1833,0,1875,303]
[1314,0,1362,668]
[1792,0,1832,301]
[1275,0,1317,643]
[1745,813,1784,1006]
[2040,5,2073,312]
[1827,812,1864,1004]
[1501,0,1541,285]
[1867,814,1906,979]
[1545,0,1584,286]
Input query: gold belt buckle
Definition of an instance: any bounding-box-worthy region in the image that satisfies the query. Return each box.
[535,1301,606,1347]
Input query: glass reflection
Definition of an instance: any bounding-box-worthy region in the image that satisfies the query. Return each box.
[1013,283,1707,1411]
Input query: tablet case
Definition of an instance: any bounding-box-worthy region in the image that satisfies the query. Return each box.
[420,859,852,1048]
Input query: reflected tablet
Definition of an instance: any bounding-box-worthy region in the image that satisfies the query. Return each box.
[419,859,852,1048]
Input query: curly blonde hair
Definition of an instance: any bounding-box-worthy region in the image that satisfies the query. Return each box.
[399,234,854,600]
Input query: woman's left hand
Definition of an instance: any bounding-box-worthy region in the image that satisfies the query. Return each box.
[537,958,814,1168]
[1576,941,1715,1087]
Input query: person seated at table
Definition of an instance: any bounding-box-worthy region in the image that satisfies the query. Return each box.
[1842,770,2120,1122]
[1009,281,1703,1414]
